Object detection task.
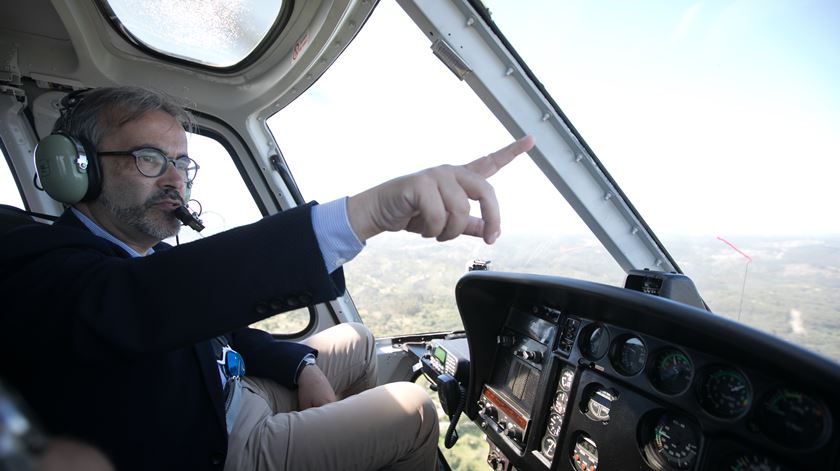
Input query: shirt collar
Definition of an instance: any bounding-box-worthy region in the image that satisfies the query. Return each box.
[70,207,154,258]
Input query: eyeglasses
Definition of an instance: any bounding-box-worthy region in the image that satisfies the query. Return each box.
[98,147,199,184]
[216,345,246,379]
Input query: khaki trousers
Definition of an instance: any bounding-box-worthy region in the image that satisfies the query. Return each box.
[224,323,439,471]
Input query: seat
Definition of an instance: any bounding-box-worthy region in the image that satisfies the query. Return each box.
[0,204,54,233]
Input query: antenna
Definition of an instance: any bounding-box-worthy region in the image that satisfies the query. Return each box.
[717,236,752,321]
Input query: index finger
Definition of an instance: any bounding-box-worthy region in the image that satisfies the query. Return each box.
[463,135,535,178]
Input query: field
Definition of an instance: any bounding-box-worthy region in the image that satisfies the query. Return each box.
[346,232,840,469]
[342,232,840,363]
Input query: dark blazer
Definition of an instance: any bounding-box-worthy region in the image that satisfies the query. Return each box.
[0,203,345,470]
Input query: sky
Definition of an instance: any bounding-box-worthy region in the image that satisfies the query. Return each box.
[0,159,21,208]
[484,0,840,237]
[269,0,840,239]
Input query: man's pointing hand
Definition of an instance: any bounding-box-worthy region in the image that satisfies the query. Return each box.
[347,135,535,244]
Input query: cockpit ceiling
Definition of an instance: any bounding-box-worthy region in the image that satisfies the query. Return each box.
[0,0,376,118]
[0,0,70,42]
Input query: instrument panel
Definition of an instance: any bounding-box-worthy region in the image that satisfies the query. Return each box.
[455,272,840,471]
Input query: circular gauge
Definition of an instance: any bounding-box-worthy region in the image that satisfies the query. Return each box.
[698,366,752,419]
[649,348,694,395]
[643,412,701,470]
[542,435,557,460]
[546,412,563,436]
[757,388,829,449]
[723,453,791,471]
[579,323,610,360]
[581,384,618,424]
[554,391,569,414]
[571,432,599,471]
[560,368,575,392]
[611,335,647,375]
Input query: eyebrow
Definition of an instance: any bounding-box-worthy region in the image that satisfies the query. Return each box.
[128,145,190,159]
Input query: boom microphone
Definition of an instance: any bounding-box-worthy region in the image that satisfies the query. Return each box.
[173,205,205,232]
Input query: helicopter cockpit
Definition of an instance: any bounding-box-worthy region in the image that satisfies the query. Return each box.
[1,1,838,470]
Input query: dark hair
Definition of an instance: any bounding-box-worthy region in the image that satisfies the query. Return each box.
[53,86,194,146]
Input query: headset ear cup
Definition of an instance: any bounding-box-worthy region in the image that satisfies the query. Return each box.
[34,133,91,204]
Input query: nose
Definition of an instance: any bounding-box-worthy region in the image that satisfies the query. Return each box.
[158,160,186,194]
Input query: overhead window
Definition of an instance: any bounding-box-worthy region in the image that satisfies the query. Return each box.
[99,0,285,68]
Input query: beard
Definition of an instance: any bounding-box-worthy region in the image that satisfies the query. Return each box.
[100,188,183,241]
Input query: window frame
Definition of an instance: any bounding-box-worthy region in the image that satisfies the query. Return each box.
[398,0,682,275]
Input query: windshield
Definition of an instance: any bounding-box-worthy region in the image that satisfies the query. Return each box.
[269,0,838,364]
[483,0,840,362]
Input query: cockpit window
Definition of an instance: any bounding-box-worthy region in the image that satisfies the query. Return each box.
[268,2,624,339]
[99,0,285,68]
[0,141,24,208]
[483,1,840,362]
[171,132,311,335]
[168,132,262,243]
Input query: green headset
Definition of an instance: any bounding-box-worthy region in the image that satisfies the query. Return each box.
[34,90,103,204]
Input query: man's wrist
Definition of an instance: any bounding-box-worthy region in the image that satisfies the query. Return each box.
[294,353,317,385]
[311,198,365,273]
[346,191,382,242]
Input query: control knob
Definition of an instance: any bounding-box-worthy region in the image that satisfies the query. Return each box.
[515,349,543,363]
[487,451,505,471]
[505,422,522,442]
[481,404,498,423]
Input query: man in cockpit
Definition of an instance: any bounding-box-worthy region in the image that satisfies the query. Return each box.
[0,86,533,471]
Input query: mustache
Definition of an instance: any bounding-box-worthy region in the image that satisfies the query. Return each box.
[145,188,185,208]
